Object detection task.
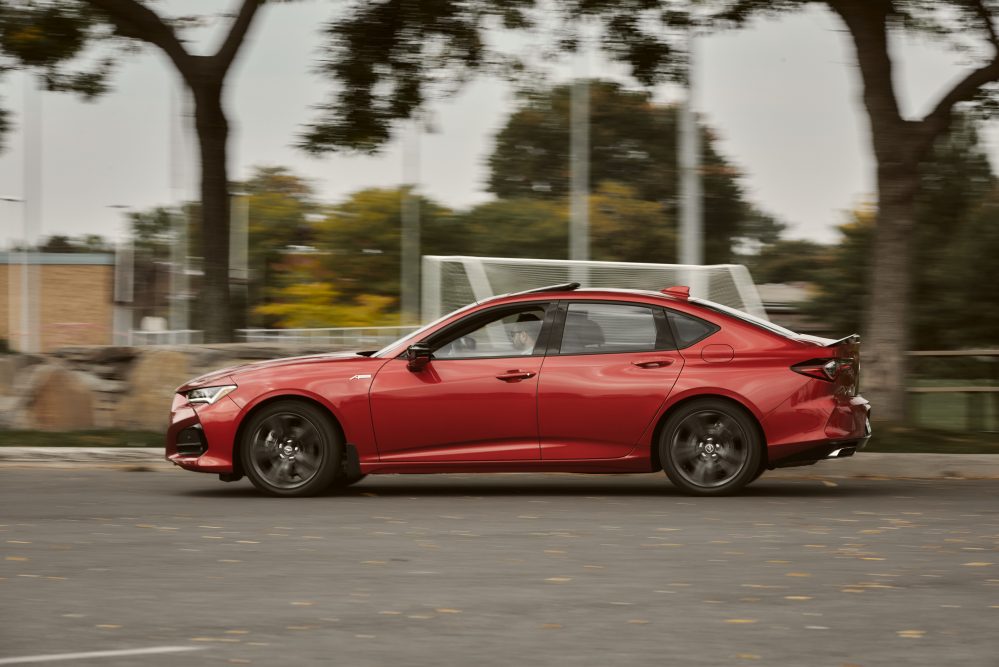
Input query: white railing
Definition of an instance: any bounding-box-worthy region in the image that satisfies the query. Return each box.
[126,329,204,345]
[237,326,418,347]
[123,326,418,348]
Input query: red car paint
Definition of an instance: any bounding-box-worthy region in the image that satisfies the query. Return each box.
[166,287,870,485]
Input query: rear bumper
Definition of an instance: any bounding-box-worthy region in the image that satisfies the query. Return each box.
[767,396,871,469]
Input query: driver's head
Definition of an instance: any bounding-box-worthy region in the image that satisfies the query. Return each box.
[510,312,542,351]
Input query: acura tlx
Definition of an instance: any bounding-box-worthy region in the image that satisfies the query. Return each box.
[166,284,871,497]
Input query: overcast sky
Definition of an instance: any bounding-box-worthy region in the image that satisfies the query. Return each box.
[0,1,991,248]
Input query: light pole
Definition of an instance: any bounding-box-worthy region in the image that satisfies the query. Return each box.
[229,191,249,332]
[108,205,134,344]
[400,117,421,325]
[1,196,24,351]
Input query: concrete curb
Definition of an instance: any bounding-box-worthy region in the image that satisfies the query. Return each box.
[1,448,999,479]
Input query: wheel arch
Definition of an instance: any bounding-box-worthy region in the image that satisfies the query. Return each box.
[649,393,768,473]
[231,393,346,478]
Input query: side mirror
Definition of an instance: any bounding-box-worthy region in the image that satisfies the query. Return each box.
[406,343,432,372]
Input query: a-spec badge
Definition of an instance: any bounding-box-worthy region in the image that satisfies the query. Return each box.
[349,374,372,381]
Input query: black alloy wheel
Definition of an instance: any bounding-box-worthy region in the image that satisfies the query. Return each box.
[660,398,762,496]
[240,400,341,497]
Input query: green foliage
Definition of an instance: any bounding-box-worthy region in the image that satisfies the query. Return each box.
[37,233,111,253]
[0,2,113,98]
[301,3,686,154]
[589,181,675,263]
[744,238,830,284]
[807,116,999,348]
[254,280,397,328]
[486,79,776,263]
[317,187,455,305]
[238,166,321,327]
[454,198,568,259]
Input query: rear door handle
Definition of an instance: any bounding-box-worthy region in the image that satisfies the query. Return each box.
[632,359,675,369]
[496,370,537,382]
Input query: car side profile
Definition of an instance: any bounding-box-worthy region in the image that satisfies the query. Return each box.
[166,284,871,496]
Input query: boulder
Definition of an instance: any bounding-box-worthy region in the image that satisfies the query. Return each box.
[113,350,191,430]
[25,366,96,430]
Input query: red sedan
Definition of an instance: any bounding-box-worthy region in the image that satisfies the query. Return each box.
[167,284,871,496]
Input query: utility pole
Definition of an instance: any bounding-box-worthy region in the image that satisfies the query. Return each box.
[400,116,421,325]
[22,73,42,353]
[1,196,24,350]
[569,77,590,279]
[679,27,705,295]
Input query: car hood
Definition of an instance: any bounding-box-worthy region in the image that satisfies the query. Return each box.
[176,352,372,392]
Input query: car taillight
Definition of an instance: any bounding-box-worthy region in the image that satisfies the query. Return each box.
[792,358,853,381]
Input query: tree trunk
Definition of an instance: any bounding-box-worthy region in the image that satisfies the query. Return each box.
[192,79,233,343]
[863,163,919,422]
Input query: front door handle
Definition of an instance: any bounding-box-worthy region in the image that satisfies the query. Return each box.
[632,359,675,369]
[496,370,537,382]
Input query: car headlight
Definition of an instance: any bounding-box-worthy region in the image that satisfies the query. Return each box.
[185,384,237,405]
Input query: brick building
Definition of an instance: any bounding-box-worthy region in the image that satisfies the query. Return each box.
[0,253,114,352]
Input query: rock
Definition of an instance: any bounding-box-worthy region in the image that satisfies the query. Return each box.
[24,366,96,430]
[113,350,191,430]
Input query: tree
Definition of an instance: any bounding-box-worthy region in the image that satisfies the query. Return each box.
[713,1,999,420]
[1,0,262,342]
[3,1,689,342]
[744,239,830,285]
[238,166,320,327]
[807,115,997,349]
[317,187,455,309]
[37,234,111,253]
[486,80,772,263]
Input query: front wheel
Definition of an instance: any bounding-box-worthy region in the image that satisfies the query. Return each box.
[240,400,341,497]
[660,399,762,496]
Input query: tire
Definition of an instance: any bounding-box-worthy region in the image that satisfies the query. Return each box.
[239,400,342,497]
[659,398,762,496]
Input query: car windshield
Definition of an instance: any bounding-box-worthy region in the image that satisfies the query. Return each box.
[690,298,800,339]
[372,301,481,357]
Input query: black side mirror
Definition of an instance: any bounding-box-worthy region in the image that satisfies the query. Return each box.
[406,343,432,372]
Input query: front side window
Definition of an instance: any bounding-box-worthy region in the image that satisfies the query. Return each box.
[559,303,668,355]
[432,305,548,359]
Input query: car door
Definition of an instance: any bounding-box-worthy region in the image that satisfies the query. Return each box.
[537,301,684,460]
[369,302,555,462]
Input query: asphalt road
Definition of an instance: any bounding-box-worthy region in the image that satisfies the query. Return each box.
[1,469,997,667]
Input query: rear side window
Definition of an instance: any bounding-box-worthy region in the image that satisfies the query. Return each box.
[559,303,673,355]
[667,310,719,349]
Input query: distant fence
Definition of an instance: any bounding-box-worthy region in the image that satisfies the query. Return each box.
[127,329,204,345]
[237,326,418,348]
[908,349,999,432]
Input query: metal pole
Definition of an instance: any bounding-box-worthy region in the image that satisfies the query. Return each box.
[169,80,191,332]
[23,74,42,353]
[1,197,24,350]
[230,191,249,331]
[569,78,590,275]
[400,117,421,325]
[679,28,705,298]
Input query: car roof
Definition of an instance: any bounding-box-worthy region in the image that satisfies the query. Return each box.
[491,285,689,307]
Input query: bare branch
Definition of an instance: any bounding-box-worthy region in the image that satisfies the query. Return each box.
[921,54,999,145]
[968,0,999,52]
[214,0,263,72]
[85,0,192,74]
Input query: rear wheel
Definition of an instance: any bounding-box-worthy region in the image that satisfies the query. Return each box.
[660,399,762,496]
[240,400,341,497]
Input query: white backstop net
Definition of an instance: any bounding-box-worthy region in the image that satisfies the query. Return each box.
[422,256,767,322]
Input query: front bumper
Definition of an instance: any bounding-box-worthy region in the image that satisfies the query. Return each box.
[165,392,241,473]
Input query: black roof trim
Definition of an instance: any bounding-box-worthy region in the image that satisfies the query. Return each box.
[515,282,581,295]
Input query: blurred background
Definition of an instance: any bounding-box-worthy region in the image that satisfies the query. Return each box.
[0,0,997,436]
